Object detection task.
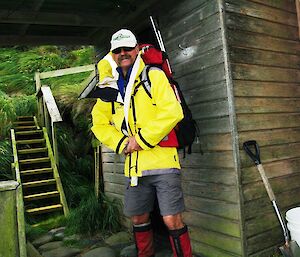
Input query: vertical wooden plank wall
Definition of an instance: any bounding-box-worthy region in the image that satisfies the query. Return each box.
[160,0,243,256]
[225,0,300,256]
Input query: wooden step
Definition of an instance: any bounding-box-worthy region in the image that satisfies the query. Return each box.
[21,168,53,176]
[23,179,56,188]
[26,204,62,214]
[16,139,45,145]
[18,147,48,155]
[19,157,50,165]
[24,191,59,201]
[17,116,34,121]
[15,125,37,131]
[16,130,42,136]
[14,121,35,126]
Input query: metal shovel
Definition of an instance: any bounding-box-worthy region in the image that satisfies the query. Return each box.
[243,140,300,257]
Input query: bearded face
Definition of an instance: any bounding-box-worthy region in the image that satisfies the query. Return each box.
[112,45,139,73]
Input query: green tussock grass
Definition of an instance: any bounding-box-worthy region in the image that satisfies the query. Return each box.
[0,48,20,75]
[0,140,13,180]
[0,74,34,95]
[25,215,67,241]
[0,92,36,139]
[54,86,96,134]
[0,46,95,95]
[65,191,123,236]
[56,124,95,208]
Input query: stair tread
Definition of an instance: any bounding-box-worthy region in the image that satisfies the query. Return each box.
[26,204,62,214]
[24,191,59,200]
[15,126,37,130]
[17,116,34,119]
[18,147,48,154]
[23,179,56,187]
[16,130,42,135]
[19,157,50,164]
[21,167,53,175]
[14,121,35,125]
[16,139,45,144]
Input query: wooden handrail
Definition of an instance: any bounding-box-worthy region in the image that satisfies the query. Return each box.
[36,85,62,166]
[39,64,94,80]
[43,127,69,216]
[40,86,62,123]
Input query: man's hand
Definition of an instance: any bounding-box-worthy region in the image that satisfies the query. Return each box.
[124,136,142,154]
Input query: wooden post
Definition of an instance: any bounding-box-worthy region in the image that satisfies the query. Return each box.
[52,121,59,167]
[0,181,20,257]
[296,0,300,38]
[35,72,44,127]
[11,129,27,257]
[43,97,50,137]
[94,146,100,199]
[16,183,27,257]
[92,137,103,198]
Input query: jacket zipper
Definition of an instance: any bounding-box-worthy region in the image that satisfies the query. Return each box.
[131,95,138,177]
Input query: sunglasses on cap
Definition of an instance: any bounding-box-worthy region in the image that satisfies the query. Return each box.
[112,46,135,54]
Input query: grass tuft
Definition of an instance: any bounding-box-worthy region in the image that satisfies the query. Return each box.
[0,140,13,180]
[26,215,67,241]
[65,191,123,236]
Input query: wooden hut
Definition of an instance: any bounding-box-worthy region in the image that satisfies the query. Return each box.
[101,1,300,256]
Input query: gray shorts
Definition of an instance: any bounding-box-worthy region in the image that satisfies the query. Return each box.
[124,173,185,217]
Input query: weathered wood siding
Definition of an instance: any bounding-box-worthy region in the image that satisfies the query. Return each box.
[226,0,300,256]
[160,1,243,256]
[102,147,126,200]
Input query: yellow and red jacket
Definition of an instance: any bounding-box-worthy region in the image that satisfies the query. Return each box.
[91,55,183,177]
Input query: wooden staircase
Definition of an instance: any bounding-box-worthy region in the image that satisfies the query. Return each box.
[11,116,69,218]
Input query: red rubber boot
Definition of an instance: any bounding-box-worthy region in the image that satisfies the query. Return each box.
[169,225,192,257]
[133,223,155,257]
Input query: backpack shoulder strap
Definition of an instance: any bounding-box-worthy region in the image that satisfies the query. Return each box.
[138,65,162,98]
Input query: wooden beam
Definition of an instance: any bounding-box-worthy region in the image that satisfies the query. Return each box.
[0,9,116,27]
[19,0,45,36]
[0,35,93,45]
[90,0,162,43]
[40,86,62,123]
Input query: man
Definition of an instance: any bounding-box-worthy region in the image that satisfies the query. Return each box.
[91,29,192,257]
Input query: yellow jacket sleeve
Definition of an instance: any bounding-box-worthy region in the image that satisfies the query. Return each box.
[97,58,113,83]
[135,70,184,150]
[91,99,128,154]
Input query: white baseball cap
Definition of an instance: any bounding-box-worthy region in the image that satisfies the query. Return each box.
[110,29,137,51]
